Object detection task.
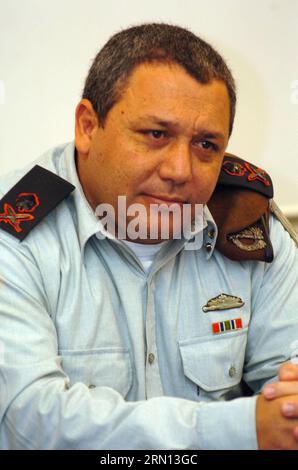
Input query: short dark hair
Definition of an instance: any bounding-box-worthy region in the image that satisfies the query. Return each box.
[82,23,236,135]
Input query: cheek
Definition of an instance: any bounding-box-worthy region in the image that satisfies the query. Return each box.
[121,149,156,185]
[191,166,221,203]
[102,154,147,200]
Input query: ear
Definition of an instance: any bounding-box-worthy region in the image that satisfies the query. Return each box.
[75,99,99,156]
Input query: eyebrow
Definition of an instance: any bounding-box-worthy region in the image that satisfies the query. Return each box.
[135,114,225,141]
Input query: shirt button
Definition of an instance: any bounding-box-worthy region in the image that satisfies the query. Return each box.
[229,366,236,378]
[205,243,213,253]
[148,353,155,365]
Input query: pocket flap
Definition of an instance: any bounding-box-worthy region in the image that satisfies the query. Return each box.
[179,329,248,392]
[59,347,133,398]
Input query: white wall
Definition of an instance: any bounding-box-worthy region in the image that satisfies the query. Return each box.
[0,0,297,215]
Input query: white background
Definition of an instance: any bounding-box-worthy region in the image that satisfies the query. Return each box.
[0,0,297,214]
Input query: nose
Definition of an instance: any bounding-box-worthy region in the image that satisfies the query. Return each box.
[157,140,192,185]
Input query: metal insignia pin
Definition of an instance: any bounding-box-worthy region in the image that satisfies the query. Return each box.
[228,226,267,252]
[202,293,245,312]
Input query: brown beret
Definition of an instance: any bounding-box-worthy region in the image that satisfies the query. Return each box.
[208,153,274,262]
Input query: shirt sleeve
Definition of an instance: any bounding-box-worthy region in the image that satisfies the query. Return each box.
[243,214,298,392]
[0,226,260,450]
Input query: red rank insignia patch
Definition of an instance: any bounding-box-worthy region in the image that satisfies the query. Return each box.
[15,192,40,212]
[0,202,35,233]
[245,162,270,187]
[222,160,247,177]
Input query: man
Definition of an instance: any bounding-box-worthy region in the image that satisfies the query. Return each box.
[0,23,298,450]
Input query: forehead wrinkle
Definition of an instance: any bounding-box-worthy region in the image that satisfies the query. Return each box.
[117,69,230,140]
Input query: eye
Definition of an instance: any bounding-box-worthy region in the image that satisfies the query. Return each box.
[195,140,218,151]
[142,130,167,140]
[201,141,212,149]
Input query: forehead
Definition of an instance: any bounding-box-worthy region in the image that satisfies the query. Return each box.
[113,62,230,132]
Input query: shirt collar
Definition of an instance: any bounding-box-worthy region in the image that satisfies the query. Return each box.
[179,204,218,259]
[203,205,218,259]
[59,141,218,258]
[59,142,103,253]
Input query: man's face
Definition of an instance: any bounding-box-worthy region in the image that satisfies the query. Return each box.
[76,62,230,242]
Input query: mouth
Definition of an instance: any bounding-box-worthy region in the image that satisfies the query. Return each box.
[143,193,188,206]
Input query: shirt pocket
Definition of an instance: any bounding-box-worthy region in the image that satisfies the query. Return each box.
[59,347,133,398]
[178,328,248,401]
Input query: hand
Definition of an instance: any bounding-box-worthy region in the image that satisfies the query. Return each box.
[256,393,298,449]
[262,363,298,419]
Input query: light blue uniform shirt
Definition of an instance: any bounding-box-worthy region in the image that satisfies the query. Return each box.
[0,142,298,450]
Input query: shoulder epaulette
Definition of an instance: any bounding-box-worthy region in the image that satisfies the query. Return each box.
[208,153,274,262]
[217,153,273,198]
[0,165,75,241]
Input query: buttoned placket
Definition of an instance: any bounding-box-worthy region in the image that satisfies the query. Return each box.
[145,275,164,399]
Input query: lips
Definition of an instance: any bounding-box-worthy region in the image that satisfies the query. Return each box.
[143,194,187,205]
